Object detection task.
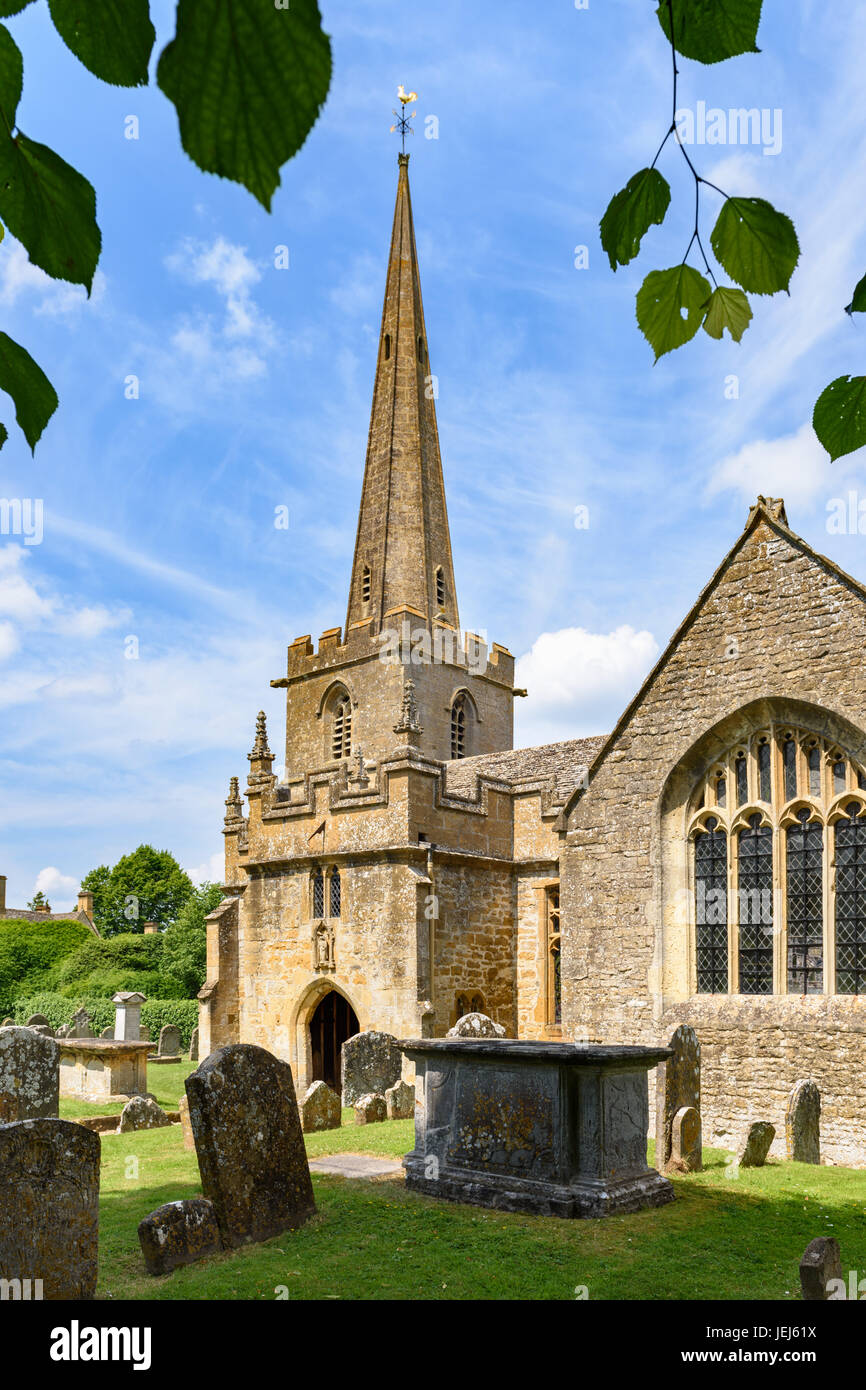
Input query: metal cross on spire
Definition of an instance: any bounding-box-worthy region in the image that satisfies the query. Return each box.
[390,84,418,153]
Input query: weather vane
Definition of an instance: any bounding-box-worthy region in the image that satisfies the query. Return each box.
[390,85,418,154]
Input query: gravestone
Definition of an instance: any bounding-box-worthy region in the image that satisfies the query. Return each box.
[0,1118,99,1298]
[100,1026,114,1040]
[185,1043,315,1248]
[0,1027,59,1121]
[300,1080,341,1133]
[800,1237,842,1300]
[138,1198,222,1276]
[740,1121,775,1168]
[140,1026,151,1042]
[655,1024,700,1173]
[385,1079,415,1119]
[157,1024,181,1057]
[786,1080,820,1164]
[178,1094,195,1151]
[670,1105,702,1172]
[25,1013,50,1027]
[1,1017,14,1027]
[189,1026,199,1062]
[119,1096,171,1133]
[446,1012,506,1039]
[70,1008,93,1039]
[112,991,145,1042]
[354,1093,387,1125]
[341,1030,402,1106]
[29,1024,55,1038]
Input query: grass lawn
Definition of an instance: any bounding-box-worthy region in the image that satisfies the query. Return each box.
[93,1063,866,1300]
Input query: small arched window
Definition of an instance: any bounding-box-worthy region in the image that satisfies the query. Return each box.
[450,695,466,760]
[329,867,341,918]
[361,565,371,604]
[332,694,352,760]
[384,333,391,361]
[435,566,445,610]
[312,868,325,918]
[417,335,424,362]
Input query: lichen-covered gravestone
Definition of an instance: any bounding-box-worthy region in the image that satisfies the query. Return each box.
[385,1079,415,1119]
[157,1024,181,1057]
[189,1026,199,1062]
[119,1096,171,1133]
[138,1198,221,1276]
[100,1026,114,1040]
[655,1024,700,1173]
[786,1080,820,1164]
[341,1030,402,1105]
[178,1094,195,1151]
[354,1093,387,1125]
[740,1121,775,1168]
[446,1013,506,1039]
[0,1027,59,1121]
[25,1013,50,1027]
[185,1043,315,1248]
[70,1007,94,1039]
[0,1118,99,1298]
[300,1080,341,1133]
[670,1105,702,1172]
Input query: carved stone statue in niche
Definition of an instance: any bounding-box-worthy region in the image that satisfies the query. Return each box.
[313,921,335,972]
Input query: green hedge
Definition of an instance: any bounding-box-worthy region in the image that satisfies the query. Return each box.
[0,918,93,1015]
[48,932,187,1001]
[10,993,199,1049]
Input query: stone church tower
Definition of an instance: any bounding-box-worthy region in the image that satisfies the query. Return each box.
[199,155,588,1093]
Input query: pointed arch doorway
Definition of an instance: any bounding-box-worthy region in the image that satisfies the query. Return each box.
[309,990,359,1093]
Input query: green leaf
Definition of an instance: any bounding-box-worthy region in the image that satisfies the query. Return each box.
[710,197,799,295]
[0,422,8,450]
[600,168,671,271]
[636,265,711,360]
[0,131,100,290]
[845,273,866,316]
[0,1,35,15]
[0,20,22,127]
[813,376,866,462]
[702,286,753,342]
[0,333,58,452]
[157,0,332,211]
[48,0,155,88]
[657,0,762,64]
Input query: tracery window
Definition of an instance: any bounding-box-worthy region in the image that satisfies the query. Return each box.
[690,724,866,996]
[329,867,341,918]
[312,868,325,918]
[450,695,466,760]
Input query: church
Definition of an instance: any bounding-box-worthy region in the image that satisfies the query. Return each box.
[199,153,866,1167]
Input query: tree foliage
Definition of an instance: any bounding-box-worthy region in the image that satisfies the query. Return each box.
[160,881,223,996]
[80,844,194,937]
[0,0,331,450]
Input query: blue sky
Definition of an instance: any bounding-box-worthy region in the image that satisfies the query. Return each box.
[2,0,866,909]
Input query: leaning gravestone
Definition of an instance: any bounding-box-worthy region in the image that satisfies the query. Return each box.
[385,1079,415,1120]
[0,1118,99,1298]
[0,1027,59,1121]
[300,1080,341,1133]
[740,1121,775,1168]
[138,1198,222,1276]
[800,1237,842,1300]
[446,1012,506,1039]
[185,1043,315,1248]
[655,1024,700,1173]
[189,1026,199,1062]
[157,1024,182,1057]
[341,1030,402,1106]
[69,1007,94,1039]
[786,1080,821,1164]
[119,1096,171,1133]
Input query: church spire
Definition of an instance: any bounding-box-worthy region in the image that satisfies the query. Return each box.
[345,152,460,638]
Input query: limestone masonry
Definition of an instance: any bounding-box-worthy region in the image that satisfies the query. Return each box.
[199,154,866,1166]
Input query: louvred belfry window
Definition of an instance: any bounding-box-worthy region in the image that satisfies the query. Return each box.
[332,695,352,760]
[689,724,866,996]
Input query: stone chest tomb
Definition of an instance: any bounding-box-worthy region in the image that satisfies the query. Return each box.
[401,1038,674,1218]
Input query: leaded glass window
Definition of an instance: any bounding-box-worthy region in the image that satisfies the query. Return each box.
[738,814,773,994]
[329,868,341,918]
[312,869,324,918]
[835,805,866,995]
[735,753,748,806]
[808,745,821,797]
[451,696,466,760]
[833,760,847,796]
[783,737,797,802]
[695,817,728,993]
[786,809,823,993]
[758,740,771,802]
[716,774,726,809]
